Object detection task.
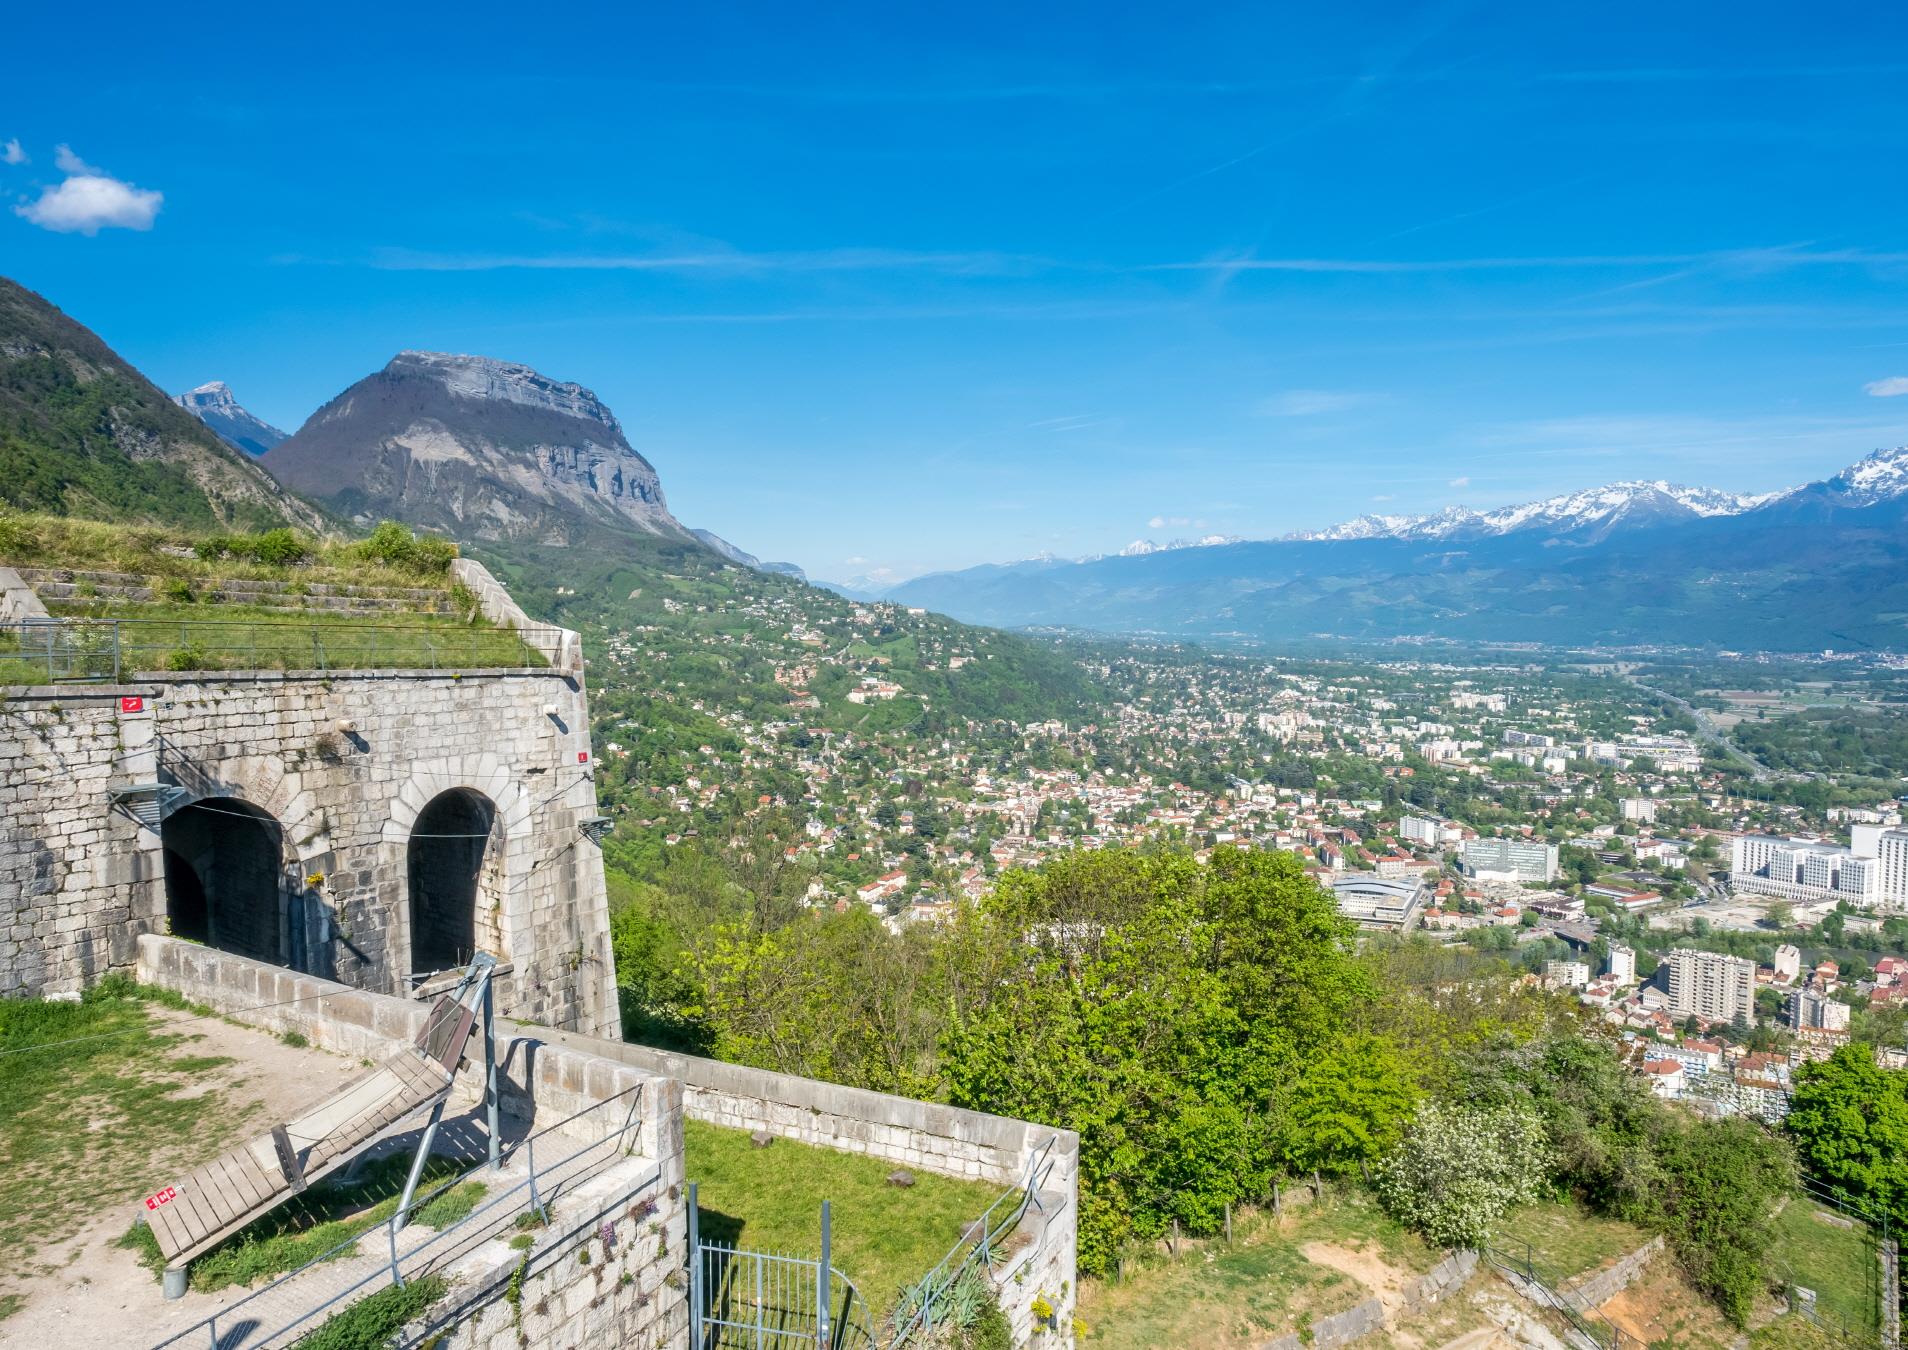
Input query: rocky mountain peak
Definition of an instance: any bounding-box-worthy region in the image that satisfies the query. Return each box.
[172,379,288,457]
[385,351,621,432]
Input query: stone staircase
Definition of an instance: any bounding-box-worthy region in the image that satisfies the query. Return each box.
[16,568,461,617]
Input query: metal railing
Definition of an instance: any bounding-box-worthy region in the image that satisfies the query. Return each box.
[689,1193,877,1350]
[887,1137,1059,1348]
[148,1081,648,1350]
[1482,1242,1630,1350]
[0,616,556,684]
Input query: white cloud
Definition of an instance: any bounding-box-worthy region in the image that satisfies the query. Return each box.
[1865,376,1908,398]
[1148,515,1198,530]
[14,150,162,235]
[1,139,24,166]
[1448,476,1471,488]
[1371,493,1396,502]
[1260,389,1366,417]
[53,144,99,175]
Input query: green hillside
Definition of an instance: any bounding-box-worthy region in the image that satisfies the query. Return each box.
[0,277,318,533]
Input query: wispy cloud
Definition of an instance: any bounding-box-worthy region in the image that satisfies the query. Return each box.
[1865,376,1908,398]
[1,139,24,166]
[1260,389,1370,417]
[1447,476,1471,488]
[359,245,1050,276]
[13,146,162,235]
[1153,246,1908,275]
[1027,413,1117,432]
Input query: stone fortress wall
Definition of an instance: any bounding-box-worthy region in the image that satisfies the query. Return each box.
[0,559,617,1036]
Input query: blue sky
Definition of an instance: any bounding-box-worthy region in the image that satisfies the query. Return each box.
[6,2,1908,583]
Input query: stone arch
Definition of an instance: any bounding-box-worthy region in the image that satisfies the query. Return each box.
[385,755,531,981]
[160,796,287,964]
[407,787,509,974]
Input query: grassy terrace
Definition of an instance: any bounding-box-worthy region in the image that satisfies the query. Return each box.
[1768,1195,1882,1341]
[0,513,548,678]
[1493,1199,1655,1284]
[683,1118,1011,1322]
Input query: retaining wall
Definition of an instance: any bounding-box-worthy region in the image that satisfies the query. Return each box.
[1560,1235,1664,1312]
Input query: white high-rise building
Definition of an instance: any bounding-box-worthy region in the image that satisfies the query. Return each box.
[1774,944,1802,983]
[1731,834,1881,905]
[1606,944,1637,986]
[1620,798,1657,823]
[1546,960,1591,989]
[1667,948,1756,1025]
[1788,988,1851,1033]
[1400,816,1441,847]
[1461,836,1559,883]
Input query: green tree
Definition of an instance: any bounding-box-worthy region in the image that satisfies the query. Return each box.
[1650,1118,1797,1326]
[1787,1043,1908,1224]
[1283,1033,1419,1177]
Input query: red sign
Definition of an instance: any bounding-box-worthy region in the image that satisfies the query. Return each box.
[144,1186,178,1211]
[577,751,590,764]
[119,696,145,714]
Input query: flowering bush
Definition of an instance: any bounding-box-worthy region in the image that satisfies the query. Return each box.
[1373,1100,1549,1248]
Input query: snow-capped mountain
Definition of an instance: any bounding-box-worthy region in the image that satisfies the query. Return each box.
[1117,534,1242,557]
[1812,445,1908,507]
[1290,480,1786,544]
[172,380,288,457]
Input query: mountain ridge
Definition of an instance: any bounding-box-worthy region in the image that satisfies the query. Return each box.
[887,447,1908,651]
[173,380,288,457]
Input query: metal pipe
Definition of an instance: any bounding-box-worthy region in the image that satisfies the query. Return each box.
[484,979,500,1172]
[818,1200,831,1350]
[689,1182,702,1349]
[393,1095,450,1234]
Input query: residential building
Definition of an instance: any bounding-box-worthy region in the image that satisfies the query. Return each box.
[1787,988,1851,1032]
[1400,816,1441,847]
[1731,833,1880,906]
[1607,944,1637,986]
[1773,944,1802,984]
[1620,797,1657,823]
[1545,960,1590,989]
[1666,948,1756,1025]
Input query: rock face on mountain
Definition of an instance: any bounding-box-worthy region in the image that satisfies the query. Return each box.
[689,528,808,581]
[0,277,320,532]
[173,381,288,457]
[266,351,680,542]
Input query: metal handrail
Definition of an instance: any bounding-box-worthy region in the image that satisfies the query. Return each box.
[887,1136,1061,1347]
[1481,1242,1628,1350]
[148,1080,647,1350]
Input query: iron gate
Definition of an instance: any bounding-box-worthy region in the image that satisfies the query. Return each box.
[688,1185,876,1350]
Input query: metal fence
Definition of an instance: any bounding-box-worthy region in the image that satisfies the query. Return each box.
[0,616,556,683]
[887,1137,1057,1348]
[1769,1178,1897,1350]
[689,1187,876,1350]
[1482,1242,1631,1350]
[147,1081,647,1350]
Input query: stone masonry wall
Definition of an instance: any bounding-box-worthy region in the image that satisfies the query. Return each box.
[536,1037,1082,1348]
[4,660,616,1036]
[134,937,689,1350]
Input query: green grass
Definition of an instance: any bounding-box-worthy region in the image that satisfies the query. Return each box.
[683,1119,1009,1321]
[291,1273,448,1350]
[0,602,540,682]
[122,1152,487,1293]
[1493,1199,1656,1284]
[0,976,257,1281]
[1768,1196,1881,1340]
[1075,1187,1444,1350]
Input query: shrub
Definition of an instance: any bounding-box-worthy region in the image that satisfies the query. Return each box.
[355,521,457,575]
[1374,1100,1550,1249]
[249,528,308,567]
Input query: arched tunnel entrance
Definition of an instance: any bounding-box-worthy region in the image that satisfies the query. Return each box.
[161,798,285,964]
[408,788,506,976]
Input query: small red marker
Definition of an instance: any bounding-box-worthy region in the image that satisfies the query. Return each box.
[578,751,590,764]
[119,696,145,714]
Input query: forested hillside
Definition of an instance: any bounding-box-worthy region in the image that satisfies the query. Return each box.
[0,277,319,532]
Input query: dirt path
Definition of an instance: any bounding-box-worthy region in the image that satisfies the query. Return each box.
[1300,1239,1417,1310]
[0,1009,364,1350]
